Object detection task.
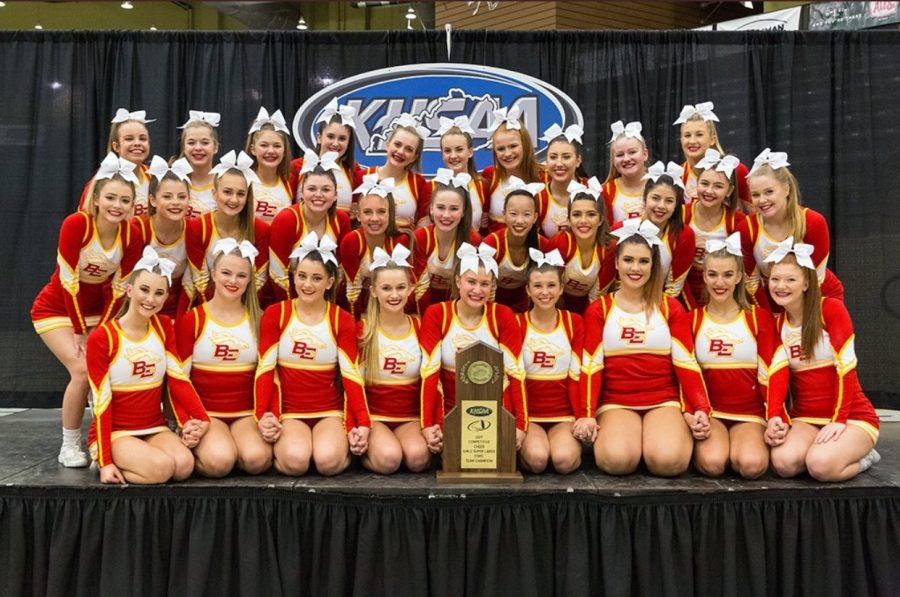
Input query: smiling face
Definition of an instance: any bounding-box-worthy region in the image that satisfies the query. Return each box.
[293,258,335,306]
[440,133,474,174]
[455,265,494,310]
[149,178,189,223]
[93,178,135,223]
[643,182,677,228]
[357,193,389,237]
[316,121,352,158]
[569,198,601,242]
[703,254,742,306]
[504,192,538,239]
[768,261,809,310]
[126,269,169,318]
[431,189,465,233]
[386,129,421,170]
[182,124,218,170]
[545,139,582,184]
[696,169,732,211]
[492,129,524,173]
[611,136,648,179]
[112,121,151,165]
[680,120,714,162]
[748,173,790,220]
[250,129,286,170]
[300,173,337,215]
[615,240,654,292]
[526,269,563,310]
[211,253,252,301]
[212,172,249,217]
[371,267,412,315]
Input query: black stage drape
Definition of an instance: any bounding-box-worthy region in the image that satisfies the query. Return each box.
[2,486,899,597]
[2,30,899,406]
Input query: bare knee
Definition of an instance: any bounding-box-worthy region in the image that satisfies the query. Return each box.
[314,446,350,476]
[138,452,176,484]
[550,448,581,474]
[238,444,273,475]
[403,447,431,473]
[596,445,640,475]
[770,449,805,478]
[171,450,196,481]
[196,451,235,479]
[645,450,690,477]
[805,451,842,482]
[694,450,728,477]
[365,444,402,475]
[520,444,549,474]
[275,443,311,476]
[733,452,769,480]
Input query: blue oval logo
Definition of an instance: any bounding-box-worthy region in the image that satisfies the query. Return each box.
[293,63,583,177]
[466,406,492,417]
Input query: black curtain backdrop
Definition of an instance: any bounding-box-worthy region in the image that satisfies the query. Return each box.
[2,30,898,406]
[2,486,899,597]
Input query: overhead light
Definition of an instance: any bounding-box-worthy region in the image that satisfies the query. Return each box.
[121,1,134,9]
[150,25,157,31]
[50,81,63,90]
[296,16,308,30]
[35,23,43,30]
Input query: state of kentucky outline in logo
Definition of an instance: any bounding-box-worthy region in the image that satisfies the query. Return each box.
[293,63,583,177]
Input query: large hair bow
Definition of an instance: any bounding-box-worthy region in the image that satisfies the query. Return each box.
[673,102,719,125]
[457,242,499,278]
[541,123,584,145]
[393,113,431,139]
[317,98,357,129]
[299,149,340,174]
[111,108,155,124]
[609,120,643,142]
[290,232,338,267]
[612,218,663,248]
[212,237,259,261]
[94,152,140,185]
[695,149,740,179]
[433,168,472,189]
[371,245,412,270]
[134,246,176,285]
[643,161,686,189]
[147,155,192,183]
[567,176,603,201]
[210,150,261,185]
[749,148,790,175]
[764,238,815,270]
[705,232,742,257]
[436,115,476,136]
[505,176,545,197]
[248,107,290,136]
[353,173,396,198]
[528,248,564,268]
[179,110,220,128]
[488,105,522,132]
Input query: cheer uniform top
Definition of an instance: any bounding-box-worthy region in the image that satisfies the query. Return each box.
[132,215,188,317]
[775,298,879,441]
[481,166,549,234]
[689,306,789,423]
[581,295,710,416]
[359,316,423,423]
[268,205,352,301]
[517,311,583,422]
[86,315,210,467]
[289,157,365,217]
[361,167,431,230]
[77,164,151,217]
[254,301,370,431]
[183,213,270,310]
[252,177,293,223]
[482,229,553,313]
[176,304,257,421]
[340,230,410,319]
[680,160,751,212]
[550,230,616,315]
[32,212,141,335]
[539,177,586,238]
[187,180,215,220]
[419,301,527,431]
[738,208,844,310]
[602,179,644,226]
[412,225,482,314]
[683,205,746,308]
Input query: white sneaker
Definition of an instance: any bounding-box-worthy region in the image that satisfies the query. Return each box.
[858,449,882,473]
[58,444,90,468]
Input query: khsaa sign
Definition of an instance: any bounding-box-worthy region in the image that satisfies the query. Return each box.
[293,63,583,177]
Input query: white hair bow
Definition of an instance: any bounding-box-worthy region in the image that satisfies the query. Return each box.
[147,155,193,183]
[95,152,140,185]
[673,102,720,125]
[643,161,686,189]
[134,246,176,285]
[705,232,742,257]
[541,123,584,145]
[371,244,412,270]
[457,242,499,278]
[318,98,357,129]
[436,115,476,136]
[750,148,790,175]
[609,120,643,142]
[290,232,338,267]
[393,113,431,139]
[179,110,221,129]
[248,107,290,136]
[353,173,396,198]
[212,237,259,261]
[528,248,564,268]
[111,108,155,124]
[433,168,472,189]
[612,218,663,248]
[764,238,815,270]
[505,176,545,197]
[488,105,522,132]
[210,150,262,186]
[299,149,340,174]
[567,176,603,201]
[695,149,740,180]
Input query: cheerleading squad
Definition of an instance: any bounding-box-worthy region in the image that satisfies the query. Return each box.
[31,100,880,484]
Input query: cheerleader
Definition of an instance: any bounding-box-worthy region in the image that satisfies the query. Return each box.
[254,232,370,476]
[483,106,545,232]
[689,234,789,479]
[176,238,272,477]
[419,243,527,453]
[683,150,747,307]
[602,120,649,226]
[362,113,431,230]
[482,181,552,312]
[517,249,585,474]
[87,248,210,484]
[177,110,221,219]
[244,107,294,223]
[738,149,844,309]
[551,178,616,314]
[132,156,192,317]
[581,219,711,476]
[269,155,351,302]
[673,102,750,208]
[436,116,488,234]
[289,98,365,220]
[77,108,153,216]
[539,124,588,237]
[358,246,431,473]
[32,154,142,467]
[765,241,881,482]
[412,174,481,314]
[341,175,410,318]
[183,151,269,310]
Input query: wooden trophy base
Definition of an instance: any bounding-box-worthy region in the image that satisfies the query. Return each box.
[436,470,524,484]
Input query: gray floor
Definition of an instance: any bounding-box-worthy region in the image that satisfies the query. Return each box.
[2,408,898,496]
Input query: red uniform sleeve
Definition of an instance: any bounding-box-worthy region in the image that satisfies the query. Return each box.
[183,215,210,309]
[174,307,201,366]
[340,231,367,319]
[253,219,271,296]
[77,177,95,212]
[482,231,500,249]
[55,213,92,334]
[579,298,608,418]
[567,313,585,417]
[596,241,617,296]
[669,225,696,307]
[754,307,790,422]
[803,209,832,287]
[87,324,115,466]
[412,227,433,315]
[268,207,301,301]
[735,162,751,213]
[158,316,209,425]
[736,216,770,310]
[254,302,286,421]
[494,304,528,431]
[418,303,447,429]
[413,172,432,227]
[667,298,711,414]
[334,306,371,431]
[821,298,860,424]
[100,222,142,328]
[288,158,304,199]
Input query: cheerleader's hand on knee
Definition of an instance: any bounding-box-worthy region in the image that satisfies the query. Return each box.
[348,426,370,456]
[422,425,443,454]
[572,417,598,443]
[257,413,283,443]
[765,416,788,447]
[100,463,126,484]
[515,428,526,451]
[815,422,846,444]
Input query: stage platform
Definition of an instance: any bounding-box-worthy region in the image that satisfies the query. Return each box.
[2,409,899,597]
